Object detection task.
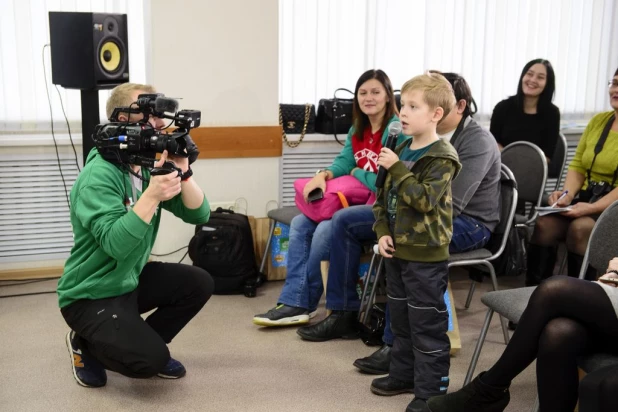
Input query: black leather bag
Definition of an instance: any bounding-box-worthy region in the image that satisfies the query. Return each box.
[315,88,354,140]
[279,103,316,147]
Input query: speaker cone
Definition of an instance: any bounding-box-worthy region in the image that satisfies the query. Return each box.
[99,40,122,73]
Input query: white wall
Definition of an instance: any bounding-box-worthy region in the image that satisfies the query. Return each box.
[148,0,280,259]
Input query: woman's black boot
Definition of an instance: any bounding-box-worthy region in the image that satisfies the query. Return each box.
[566,252,598,280]
[525,244,557,286]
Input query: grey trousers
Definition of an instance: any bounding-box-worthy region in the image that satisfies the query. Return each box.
[385,257,450,399]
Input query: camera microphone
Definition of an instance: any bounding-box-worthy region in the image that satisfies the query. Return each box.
[375,121,402,189]
[154,96,179,113]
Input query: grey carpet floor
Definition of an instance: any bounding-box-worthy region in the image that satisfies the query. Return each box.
[0,269,537,412]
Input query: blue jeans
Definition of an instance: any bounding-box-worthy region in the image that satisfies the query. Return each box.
[383,214,490,345]
[277,214,331,311]
[325,205,376,311]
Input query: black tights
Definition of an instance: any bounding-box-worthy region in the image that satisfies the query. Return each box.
[482,276,618,412]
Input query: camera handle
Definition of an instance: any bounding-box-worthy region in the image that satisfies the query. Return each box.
[150,161,184,178]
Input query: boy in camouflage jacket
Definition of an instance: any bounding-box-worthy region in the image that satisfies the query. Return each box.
[372,73,461,412]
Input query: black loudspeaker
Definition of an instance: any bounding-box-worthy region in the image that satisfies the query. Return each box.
[49,12,129,90]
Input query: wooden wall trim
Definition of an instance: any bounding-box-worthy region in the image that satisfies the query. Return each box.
[0,267,63,280]
[189,126,282,159]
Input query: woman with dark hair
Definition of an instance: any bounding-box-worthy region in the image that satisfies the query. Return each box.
[526,67,618,285]
[490,58,560,164]
[253,69,408,327]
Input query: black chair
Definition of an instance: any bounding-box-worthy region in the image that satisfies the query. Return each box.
[501,141,547,228]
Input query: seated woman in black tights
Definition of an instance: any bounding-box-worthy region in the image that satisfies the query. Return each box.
[427,258,618,412]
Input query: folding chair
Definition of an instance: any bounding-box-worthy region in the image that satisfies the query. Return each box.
[449,164,519,344]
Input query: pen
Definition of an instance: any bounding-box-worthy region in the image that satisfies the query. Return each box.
[551,190,569,208]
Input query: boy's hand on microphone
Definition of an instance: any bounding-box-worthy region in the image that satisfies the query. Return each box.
[377,148,399,170]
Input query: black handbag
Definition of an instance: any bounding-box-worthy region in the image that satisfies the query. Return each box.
[315,88,354,144]
[279,103,316,148]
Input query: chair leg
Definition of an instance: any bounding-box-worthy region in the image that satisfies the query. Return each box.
[465,281,476,309]
[362,257,384,324]
[358,253,379,322]
[480,262,510,345]
[464,308,495,385]
[259,219,275,274]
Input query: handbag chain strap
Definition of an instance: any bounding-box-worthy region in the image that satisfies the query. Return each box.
[280,103,311,148]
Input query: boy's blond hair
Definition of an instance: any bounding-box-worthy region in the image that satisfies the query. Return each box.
[106,83,156,120]
[401,72,456,122]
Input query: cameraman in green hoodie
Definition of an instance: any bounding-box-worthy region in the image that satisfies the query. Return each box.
[58,83,213,388]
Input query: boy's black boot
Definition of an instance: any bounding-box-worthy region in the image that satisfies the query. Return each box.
[426,372,509,412]
[525,244,557,286]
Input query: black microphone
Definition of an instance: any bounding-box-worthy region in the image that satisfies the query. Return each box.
[154,96,179,113]
[375,121,402,189]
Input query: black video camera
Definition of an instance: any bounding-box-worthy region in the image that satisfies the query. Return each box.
[581,180,613,204]
[93,93,201,177]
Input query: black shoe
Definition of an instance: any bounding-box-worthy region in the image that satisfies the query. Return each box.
[253,304,317,327]
[507,321,517,331]
[296,311,359,342]
[426,372,510,412]
[370,375,414,396]
[353,344,391,375]
[406,397,430,412]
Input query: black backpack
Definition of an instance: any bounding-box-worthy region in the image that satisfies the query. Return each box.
[492,225,528,277]
[188,208,263,296]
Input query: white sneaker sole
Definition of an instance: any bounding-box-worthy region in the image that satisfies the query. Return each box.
[253,314,310,327]
[66,331,90,388]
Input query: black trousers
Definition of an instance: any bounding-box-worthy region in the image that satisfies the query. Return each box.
[385,257,450,399]
[61,262,213,378]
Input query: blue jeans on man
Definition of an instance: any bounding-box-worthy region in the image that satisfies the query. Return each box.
[277,214,331,312]
[324,207,491,345]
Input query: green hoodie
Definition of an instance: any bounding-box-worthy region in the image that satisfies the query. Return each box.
[373,138,461,262]
[57,149,210,308]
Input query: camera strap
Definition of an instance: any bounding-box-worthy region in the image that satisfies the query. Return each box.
[587,114,617,188]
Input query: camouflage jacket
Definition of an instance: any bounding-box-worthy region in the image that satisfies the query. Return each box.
[373,138,461,262]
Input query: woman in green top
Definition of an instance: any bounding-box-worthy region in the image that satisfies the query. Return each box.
[253,69,407,327]
[526,67,618,285]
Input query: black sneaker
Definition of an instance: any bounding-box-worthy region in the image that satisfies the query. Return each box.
[253,304,315,327]
[65,331,107,388]
[158,357,186,379]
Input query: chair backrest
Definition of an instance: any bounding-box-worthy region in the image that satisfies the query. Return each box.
[501,141,547,207]
[580,200,618,276]
[487,164,519,258]
[548,132,568,183]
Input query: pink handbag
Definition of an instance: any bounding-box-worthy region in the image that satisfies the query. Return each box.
[294,175,376,222]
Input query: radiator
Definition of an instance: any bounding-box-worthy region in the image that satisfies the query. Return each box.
[0,154,79,264]
[280,140,342,206]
